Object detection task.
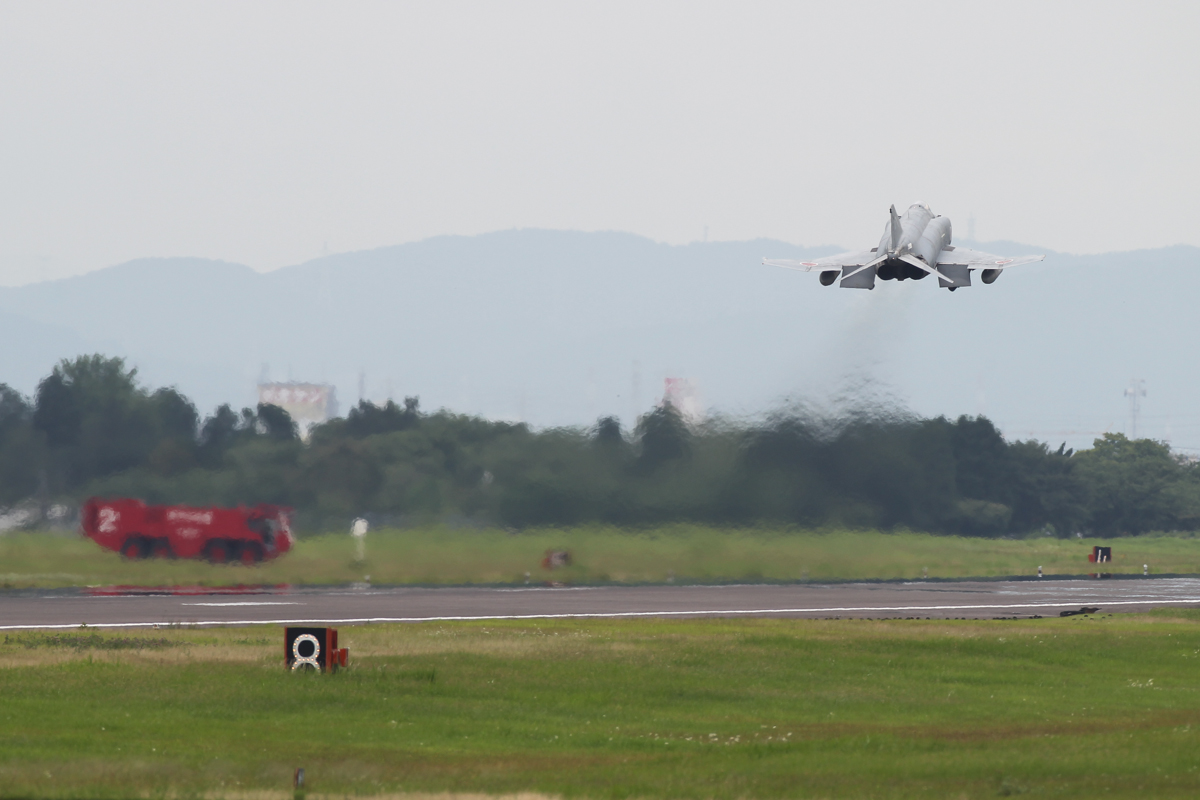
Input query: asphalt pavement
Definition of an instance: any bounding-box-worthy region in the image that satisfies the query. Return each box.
[3,577,1200,629]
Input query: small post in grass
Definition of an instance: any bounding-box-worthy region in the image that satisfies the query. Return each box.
[1144,564,1149,576]
[294,767,305,800]
[1038,566,1043,578]
[351,517,368,564]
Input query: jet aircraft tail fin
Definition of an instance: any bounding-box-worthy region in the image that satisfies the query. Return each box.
[888,205,902,253]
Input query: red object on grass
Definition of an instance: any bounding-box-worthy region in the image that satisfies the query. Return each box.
[80,497,293,564]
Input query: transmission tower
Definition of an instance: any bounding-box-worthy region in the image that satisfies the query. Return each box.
[1125,379,1146,439]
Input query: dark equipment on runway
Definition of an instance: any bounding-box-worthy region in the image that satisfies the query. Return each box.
[285,627,348,672]
[1088,546,1112,563]
[1059,606,1101,617]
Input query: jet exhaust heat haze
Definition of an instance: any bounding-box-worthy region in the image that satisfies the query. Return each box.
[764,203,1045,291]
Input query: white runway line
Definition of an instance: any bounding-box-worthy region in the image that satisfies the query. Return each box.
[3,597,1200,630]
[181,602,301,607]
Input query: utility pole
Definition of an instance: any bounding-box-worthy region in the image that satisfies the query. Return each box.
[631,360,641,429]
[1125,379,1146,439]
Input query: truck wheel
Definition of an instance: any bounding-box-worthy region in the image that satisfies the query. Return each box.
[206,541,231,564]
[239,543,264,565]
[121,538,147,560]
[150,540,173,559]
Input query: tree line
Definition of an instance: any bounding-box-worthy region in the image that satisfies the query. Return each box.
[1,355,1197,536]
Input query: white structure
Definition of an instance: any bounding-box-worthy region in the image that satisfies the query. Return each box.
[258,382,338,439]
[351,517,368,562]
[662,377,704,425]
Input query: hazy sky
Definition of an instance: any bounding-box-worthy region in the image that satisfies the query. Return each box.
[1,1,1196,285]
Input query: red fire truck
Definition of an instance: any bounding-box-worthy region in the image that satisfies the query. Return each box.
[81,497,294,565]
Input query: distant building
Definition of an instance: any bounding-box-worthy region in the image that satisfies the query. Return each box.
[662,377,704,425]
[257,382,338,439]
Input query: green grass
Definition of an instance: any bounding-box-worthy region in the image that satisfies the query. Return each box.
[3,613,1200,798]
[2,525,1198,589]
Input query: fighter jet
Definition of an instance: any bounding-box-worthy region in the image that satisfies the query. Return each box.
[763,202,1044,291]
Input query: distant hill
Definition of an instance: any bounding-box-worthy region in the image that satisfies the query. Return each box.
[0,231,1196,452]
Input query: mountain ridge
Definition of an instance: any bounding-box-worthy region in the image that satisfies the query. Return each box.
[0,230,1196,452]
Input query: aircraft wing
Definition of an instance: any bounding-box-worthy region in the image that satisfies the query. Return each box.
[762,250,878,272]
[936,247,1044,269]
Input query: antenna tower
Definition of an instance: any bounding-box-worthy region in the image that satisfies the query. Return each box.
[1125,379,1146,439]
[631,360,642,427]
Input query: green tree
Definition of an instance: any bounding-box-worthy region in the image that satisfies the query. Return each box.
[303,439,383,515]
[150,388,199,441]
[1007,441,1087,535]
[198,404,243,467]
[948,415,1015,506]
[32,355,157,490]
[146,388,199,476]
[0,385,44,505]
[738,415,827,524]
[341,397,420,438]
[1073,433,1184,534]
[256,403,298,441]
[592,416,625,447]
[636,404,690,471]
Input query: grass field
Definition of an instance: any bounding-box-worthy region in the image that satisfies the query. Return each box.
[2,526,1199,590]
[3,612,1200,798]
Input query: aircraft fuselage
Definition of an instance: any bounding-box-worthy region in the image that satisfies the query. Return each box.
[873,202,952,281]
[761,203,1044,290]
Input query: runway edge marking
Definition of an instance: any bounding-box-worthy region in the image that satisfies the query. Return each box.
[3,598,1199,629]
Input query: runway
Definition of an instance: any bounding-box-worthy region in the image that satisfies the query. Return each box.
[4,577,1200,629]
